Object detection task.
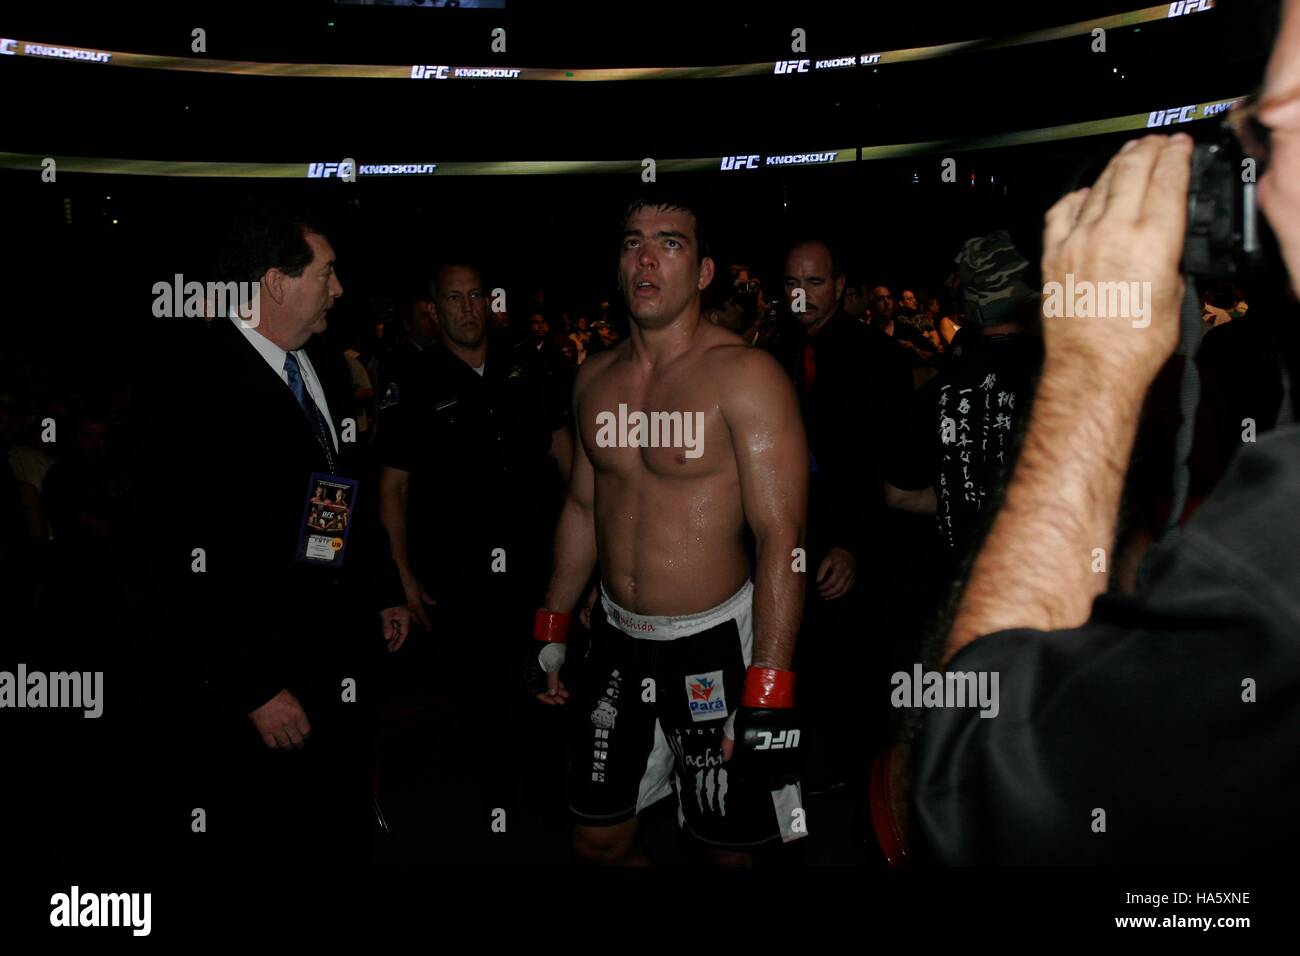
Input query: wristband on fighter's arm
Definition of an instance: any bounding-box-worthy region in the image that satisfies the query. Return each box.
[534,607,570,646]
[727,666,801,782]
[743,666,796,709]
[525,608,570,695]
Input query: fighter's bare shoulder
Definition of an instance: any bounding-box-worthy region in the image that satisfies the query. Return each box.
[697,326,793,404]
[571,343,623,398]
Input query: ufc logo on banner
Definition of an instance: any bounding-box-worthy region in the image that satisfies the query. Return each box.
[1167,0,1212,16]
[720,155,760,171]
[773,59,810,74]
[754,729,801,751]
[411,64,450,79]
[1146,105,1197,127]
[308,163,343,178]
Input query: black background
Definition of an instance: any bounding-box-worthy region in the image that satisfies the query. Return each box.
[0,0,1286,938]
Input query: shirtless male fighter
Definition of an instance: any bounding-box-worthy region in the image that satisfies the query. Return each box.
[529,192,810,864]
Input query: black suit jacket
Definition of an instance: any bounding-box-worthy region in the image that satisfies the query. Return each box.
[769,310,913,563]
[147,317,403,716]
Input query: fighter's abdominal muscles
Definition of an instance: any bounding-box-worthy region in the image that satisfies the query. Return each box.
[594,404,705,459]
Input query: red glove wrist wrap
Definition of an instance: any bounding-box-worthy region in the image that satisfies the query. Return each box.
[742,667,795,708]
[533,608,570,644]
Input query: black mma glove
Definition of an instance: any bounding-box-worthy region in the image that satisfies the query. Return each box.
[723,666,801,785]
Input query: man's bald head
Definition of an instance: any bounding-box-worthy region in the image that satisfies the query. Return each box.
[782,239,846,334]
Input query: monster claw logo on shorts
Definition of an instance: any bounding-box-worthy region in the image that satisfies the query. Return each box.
[686,670,728,722]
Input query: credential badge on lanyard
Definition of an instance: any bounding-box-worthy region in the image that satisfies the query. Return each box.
[296,472,360,567]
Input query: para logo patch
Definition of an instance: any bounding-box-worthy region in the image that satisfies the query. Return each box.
[686,670,728,722]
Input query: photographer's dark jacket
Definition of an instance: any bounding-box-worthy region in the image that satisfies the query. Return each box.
[911,425,1300,863]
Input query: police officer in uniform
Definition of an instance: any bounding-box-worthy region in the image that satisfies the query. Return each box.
[376,261,571,851]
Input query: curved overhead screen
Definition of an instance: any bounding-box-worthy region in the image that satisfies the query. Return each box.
[0,94,1243,179]
[0,2,1216,83]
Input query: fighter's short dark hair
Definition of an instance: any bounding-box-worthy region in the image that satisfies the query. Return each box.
[619,188,711,262]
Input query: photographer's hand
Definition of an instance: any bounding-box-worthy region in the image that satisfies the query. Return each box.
[942,134,1193,666]
[1038,134,1192,384]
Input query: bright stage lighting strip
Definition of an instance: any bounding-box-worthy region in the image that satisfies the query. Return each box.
[0,95,1244,179]
[0,2,1214,82]
[858,94,1244,159]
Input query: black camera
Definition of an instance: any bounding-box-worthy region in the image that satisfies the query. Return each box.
[1068,131,1266,281]
[1181,136,1266,279]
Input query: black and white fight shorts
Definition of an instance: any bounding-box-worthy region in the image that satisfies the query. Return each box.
[568,579,805,848]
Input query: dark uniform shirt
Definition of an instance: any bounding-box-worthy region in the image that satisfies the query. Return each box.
[374,338,437,423]
[376,333,568,595]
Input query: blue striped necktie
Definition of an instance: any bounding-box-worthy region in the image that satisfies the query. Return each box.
[283,351,337,471]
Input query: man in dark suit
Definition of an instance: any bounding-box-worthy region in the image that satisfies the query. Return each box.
[770,237,915,788]
[148,204,410,865]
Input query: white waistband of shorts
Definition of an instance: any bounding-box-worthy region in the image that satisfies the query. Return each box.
[599,579,753,641]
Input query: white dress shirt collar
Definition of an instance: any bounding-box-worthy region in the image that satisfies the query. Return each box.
[230,315,290,382]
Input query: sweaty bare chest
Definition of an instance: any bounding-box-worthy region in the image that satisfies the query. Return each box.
[581,374,730,479]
